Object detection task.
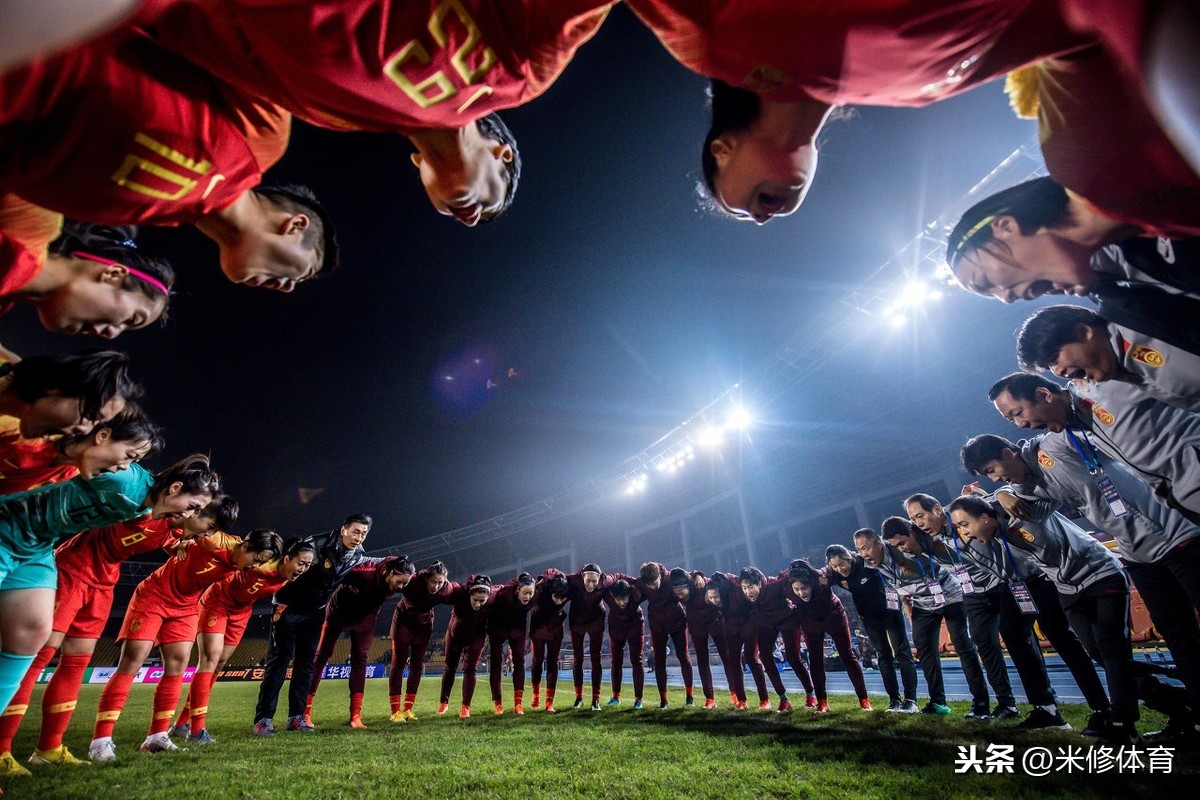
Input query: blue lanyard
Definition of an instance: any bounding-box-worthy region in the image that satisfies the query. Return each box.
[912,553,936,581]
[1064,428,1103,475]
[990,530,1020,580]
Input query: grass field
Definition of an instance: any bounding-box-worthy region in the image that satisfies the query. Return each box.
[0,679,1191,799]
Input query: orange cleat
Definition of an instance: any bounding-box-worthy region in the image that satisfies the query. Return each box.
[349,714,367,729]
[859,698,873,712]
[459,705,470,719]
[735,700,748,711]
[816,699,830,714]
[514,703,524,716]
[436,702,449,715]
[805,694,818,709]
[758,700,772,711]
[493,703,504,716]
[531,689,541,709]
[703,698,716,710]
[545,703,556,714]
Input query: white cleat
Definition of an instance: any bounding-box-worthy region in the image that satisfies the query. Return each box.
[88,737,118,764]
[139,732,184,754]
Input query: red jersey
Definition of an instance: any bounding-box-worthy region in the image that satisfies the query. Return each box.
[0,416,77,494]
[528,568,568,640]
[0,195,62,310]
[201,561,287,616]
[54,516,178,586]
[0,35,289,226]
[486,580,535,635]
[630,563,686,633]
[395,567,454,625]
[626,0,1093,106]
[146,0,614,132]
[445,582,495,643]
[326,557,402,624]
[132,531,243,607]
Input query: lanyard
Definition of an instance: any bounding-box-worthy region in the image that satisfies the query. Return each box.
[1064,428,1103,475]
[990,530,1021,580]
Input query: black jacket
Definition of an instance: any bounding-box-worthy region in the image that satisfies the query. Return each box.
[273,528,367,612]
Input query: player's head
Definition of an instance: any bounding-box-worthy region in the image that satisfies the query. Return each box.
[180,493,239,538]
[853,528,884,566]
[961,433,1030,485]
[514,572,536,604]
[699,80,830,224]
[881,516,922,555]
[1,349,141,438]
[339,513,372,548]
[548,573,570,605]
[279,538,318,580]
[947,177,1096,303]
[149,454,222,520]
[385,555,417,591]
[639,561,663,589]
[608,578,632,609]
[904,493,945,535]
[411,113,521,227]
[580,563,602,592]
[467,574,493,609]
[425,560,449,593]
[826,543,854,576]
[42,223,174,338]
[738,565,766,601]
[223,184,337,292]
[669,567,691,600]
[1016,305,1117,382]
[989,372,1073,432]
[787,559,819,601]
[946,495,1000,545]
[58,404,162,478]
[236,527,284,569]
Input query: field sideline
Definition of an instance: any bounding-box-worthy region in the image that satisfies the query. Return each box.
[0,680,1189,799]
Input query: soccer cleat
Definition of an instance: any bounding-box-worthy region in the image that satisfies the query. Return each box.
[899,699,920,714]
[735,700,749,711]
[140,732,183,753]
[1142,716,1195,742]
[28,745,90,767]
[815,699,830,714]
[572,698,583,710]
[531,689,541,709]
[1018,707,1071,731]
[514,703,524,716]
[607,696,621,707]
[493,703,504,716]
[758,699,772,711]
[591,701,601,712]
[965,707,991,722]
[302,711,315,729]
[168,722,190,739]
[633,700,643,710]
[859,698,873,712]
[545,703,556,714]
[0,751,32,777]
[685,695,695,707]
[459,705,470,719]
[992,705,1021,721]
[349,714,367,729]
[186,729,216,745]
[703,698,716,710]
[436,702,449,716]
[1101,720,1140,746]
[253,718,276,737]
[1081,711,1107,737]
[285,715,315,733]
[88,738,118,763]
[885,698,903,713]
[729,692,740,707]
[659,700,669,710]
[777,700,793,713]
[921,702,952,716]
[805,694,818,709]
[401,709,418,722]
[389,709,407,723]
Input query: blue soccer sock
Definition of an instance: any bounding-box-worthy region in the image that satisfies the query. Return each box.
[0,651,37,713]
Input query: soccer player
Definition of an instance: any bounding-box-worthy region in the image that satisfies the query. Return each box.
[305,556,414,728]
[88,527,282,762]
[487,573,535,714]
[786,560,872,713]
[603,578,645,710]
[253,513,371,736]
[0,212,175,338]
[1016,304,1200,413]
[829,540,920,713]
[438,575,495,719]
[707,569,770,710]
[634,564,694,709]
[0,35,335,291]
[752,566,815,712]
[172,538,316,744]
[388,560,452,722]
[528,570,569,713]
[624,0,1092,223]
[566,563,614,711]
[681,571,731,710]
[0,350,137,440]
[875,519,991,717]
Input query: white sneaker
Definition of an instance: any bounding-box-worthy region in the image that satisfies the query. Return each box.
[88,738,117,764]
[139,732,183,754]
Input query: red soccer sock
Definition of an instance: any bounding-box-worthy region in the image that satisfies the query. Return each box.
[403,692,416,712]
[390,694,402,715]
[686,687,694,699]
[93,672,136,740]
[0,645,55,752]
[350,692,364,718]
[148,675,183,735]
[187,672,216,732]
[35,652,89,752]
[660,690,669,704]
[176,694,192,727]
[574,685,583,701]
[591,687,601,703]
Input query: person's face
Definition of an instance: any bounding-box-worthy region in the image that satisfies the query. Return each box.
[791,580,813,601]
[952,218,1096,303]
[581,571,601,592]
[993,388,1071,432]
[39,256,165,338]
[340,522,369,549]
[827,555,852,577]
[20,392,126,439]
[469,590,490,610]
[611,595,629,609]
[221,214,319,293]
[179,513,219,538]
[887,533,921,556]
[426,573,447,594]
[740,580,761,602]
[1046,325,1118,383]
[552,594,568,606]
[283,550,315,579]
[950,509,996,544]
[236,546,276,570]
[74,433,152,479]
[711,134,817,224]
[856,536,884,566]
[705,587,722,607]
[976,451,1029,485]
[516,584,535,604]
[152,485,212,520]
[386,571,413,592]
[906,502,945,536]
[672,584,690,601]
[644,575,662,590]
[412,129,512,227]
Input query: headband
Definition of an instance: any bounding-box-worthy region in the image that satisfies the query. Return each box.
[71,251,169,296]
[947,213,1002,266]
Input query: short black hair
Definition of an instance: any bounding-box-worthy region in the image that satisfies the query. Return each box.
[738,566,766,586]
[7,350,141,422]
[880,516,916,541]
[946,494,994,519]
[151,454,221,505]
[988,371,1064,403]
[1016,305,1109,373]
[343,513,372,529]
[200,493,240,531]
[257,184,340,275]
[475,113,521,221]
[961,434,1018,476]
[904,493,940,513]
[825,544,853,561]
[698,80,760,215]
[946,176,1070,271]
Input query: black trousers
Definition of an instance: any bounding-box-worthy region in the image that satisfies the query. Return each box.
[1060,575,1135,723]
[862,611,918,702]
[911,602,989,708]
[992,582,1057,707]
[254,607,324,722]
[964,589,1017,707]
[1125,539,1200,711]
[1026,574,1112,712]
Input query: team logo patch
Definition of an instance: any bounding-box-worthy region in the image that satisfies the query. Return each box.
[744,64,791,94]
[207,615,217,627]
[1019,529,1036,543]
[1092,404,1115,426]
[130,619,142,633]
[1037,451,1055,469]
[1129,345,1165,368]
[324,558,333,569]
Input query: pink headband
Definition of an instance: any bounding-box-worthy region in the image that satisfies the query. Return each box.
[71,251,170,296]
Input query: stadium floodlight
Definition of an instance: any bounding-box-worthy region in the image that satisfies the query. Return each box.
[889,314,907,328]
[726,406,753,430]
[695,424,724,448]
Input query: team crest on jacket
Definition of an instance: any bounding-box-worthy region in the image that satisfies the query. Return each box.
[1037,451,1055,469]
[1129,345,1165,368]
[1092,404,1116,425]
[1018,529,1036,543]
[744,64,791,94]
[324,557,333,569]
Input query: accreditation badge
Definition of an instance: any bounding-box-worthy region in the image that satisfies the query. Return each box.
[1008,579,1038,615]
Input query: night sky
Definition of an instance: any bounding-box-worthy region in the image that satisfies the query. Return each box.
[1,7,1052,552]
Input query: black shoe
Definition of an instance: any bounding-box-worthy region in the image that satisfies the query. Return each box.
[1081,710,1107,737]
[1143,716,1194,743]
[1100,721,1140,746]
[572,699,583,710]
[1018,707,1071,731]
[965,707,991,721]
[685,696,695,707]
[991,705,1021,721]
